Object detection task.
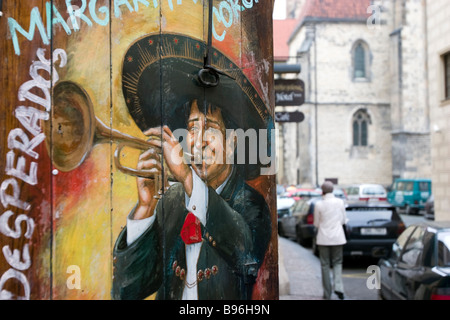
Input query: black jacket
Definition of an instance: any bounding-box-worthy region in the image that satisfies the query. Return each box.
[112,168,271,300]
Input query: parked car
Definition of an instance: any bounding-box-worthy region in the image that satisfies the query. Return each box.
[276,184,286,195]
[378,221,450,300]
[281,188,321,201]
[332,187,348,200]
[341,202,406,258]
[346,184,387,202]
[425,195,434,220]
[387,178,432,215]
[425,194,434,220]
[291,189,322,200]
[314,186,348,200]
[277,196,295,235]
[278,197,320,246]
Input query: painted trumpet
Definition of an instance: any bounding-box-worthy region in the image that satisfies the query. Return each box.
[46,80,180,182]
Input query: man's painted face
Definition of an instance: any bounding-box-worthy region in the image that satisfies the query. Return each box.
[186,100,233,183]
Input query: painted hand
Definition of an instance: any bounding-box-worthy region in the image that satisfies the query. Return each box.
[143,126,193,197]
[133,130,167,220]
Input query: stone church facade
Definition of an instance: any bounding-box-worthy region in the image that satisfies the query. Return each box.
[275,0,432,188]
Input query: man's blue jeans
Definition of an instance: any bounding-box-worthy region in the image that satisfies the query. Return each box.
[318,245,344,299]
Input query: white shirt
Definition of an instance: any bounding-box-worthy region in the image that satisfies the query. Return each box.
[126,168,230,300]
[313,193,348,246]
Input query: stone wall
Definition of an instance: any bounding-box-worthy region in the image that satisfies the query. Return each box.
[283,20,393,187]
[426,0,450,221]
[278,0,433,189]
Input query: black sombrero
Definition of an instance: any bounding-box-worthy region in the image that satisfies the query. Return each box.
[121,32,274,179]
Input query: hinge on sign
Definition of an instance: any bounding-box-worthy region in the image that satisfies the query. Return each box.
[197,0,235,88]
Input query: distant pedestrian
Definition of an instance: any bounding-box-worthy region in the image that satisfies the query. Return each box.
[313,181,347,300]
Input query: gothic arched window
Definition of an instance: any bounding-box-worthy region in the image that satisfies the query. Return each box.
[354,43,366,78]
[352,41,370,80]
[352,109,371,146]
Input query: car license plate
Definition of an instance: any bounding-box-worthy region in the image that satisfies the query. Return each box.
[361,228,387,236]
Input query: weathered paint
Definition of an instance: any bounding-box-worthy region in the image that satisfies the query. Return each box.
[0,0,276,300]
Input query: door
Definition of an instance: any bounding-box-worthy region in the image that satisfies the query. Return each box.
[380,225,416,300]
[393,226,425,299]
[0,0,277,300]
[418,181,431,208]
[391,181,406,207]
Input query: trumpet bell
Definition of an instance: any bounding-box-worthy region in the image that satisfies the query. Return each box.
[46,80,166,180]
[46,81,96,172]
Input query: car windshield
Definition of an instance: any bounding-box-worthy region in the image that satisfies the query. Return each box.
[437,231,450,267]
[362,186,385,195]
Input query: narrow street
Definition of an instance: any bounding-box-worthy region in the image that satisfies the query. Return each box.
[279,236,380,300]
[279,213,428,300]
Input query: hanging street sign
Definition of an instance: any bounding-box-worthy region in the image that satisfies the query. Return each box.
[275,79,305,106]
[275,111,305,123]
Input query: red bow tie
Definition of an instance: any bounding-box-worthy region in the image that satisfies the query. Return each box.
[180,212,203,245]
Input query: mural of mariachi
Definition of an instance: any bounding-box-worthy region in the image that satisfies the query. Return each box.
[0,0,277,300]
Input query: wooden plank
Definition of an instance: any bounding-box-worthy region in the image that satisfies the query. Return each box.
[49,0,112,299]
[0,0,52,300]
[240,1,278,299]
[110,0,163,301]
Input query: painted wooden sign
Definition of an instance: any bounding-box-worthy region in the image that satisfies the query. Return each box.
[0,0,277,300]
[274,79,305,106]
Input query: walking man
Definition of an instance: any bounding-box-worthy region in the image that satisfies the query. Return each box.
[314,181,347,300]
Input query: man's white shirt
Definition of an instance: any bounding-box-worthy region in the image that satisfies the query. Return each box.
[313,193,348,246]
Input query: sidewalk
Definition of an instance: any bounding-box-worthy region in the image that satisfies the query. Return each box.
[278,236,324,300]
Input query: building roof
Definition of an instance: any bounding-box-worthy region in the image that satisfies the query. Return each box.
[273,19,298,61]
[288,0,372,43]
[300,0,371,21]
